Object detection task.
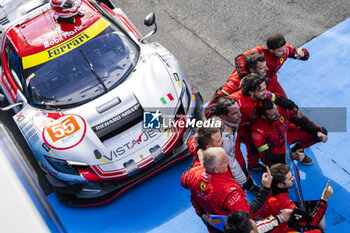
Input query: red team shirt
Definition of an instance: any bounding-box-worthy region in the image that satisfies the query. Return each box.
[261,191,327,233]
[181,163,265,218]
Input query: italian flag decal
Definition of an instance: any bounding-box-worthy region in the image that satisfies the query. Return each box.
[160,93,174,104]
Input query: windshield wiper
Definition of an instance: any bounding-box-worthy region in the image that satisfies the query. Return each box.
[79,49,108,93]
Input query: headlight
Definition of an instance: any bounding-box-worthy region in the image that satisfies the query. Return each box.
[45,156,80,175]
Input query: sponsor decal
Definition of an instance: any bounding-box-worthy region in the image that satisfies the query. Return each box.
[22,18,110,69]
[196,190,207,201]
[280,57,284,64]
[46,32,90,58]
[33,112,67,132]
[280,116,285,123]
[202,171,212,180]
[46,115,81,142]
[70,179,89,184]
[16,112,25,122]
[106,129,160,161]
[55,177,88,184]
[41,112,65,120]
[43,115,86,150]
[131,130,145,148]
[39,161,58,176]
[33,112,57,132]
[160,93,174,105]
[44,25,84,48]
[200,182,206,191]
[92,103,140,132]
[252,132,263,141]
[227,191,240,206]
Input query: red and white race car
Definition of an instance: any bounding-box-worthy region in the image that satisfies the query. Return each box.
[0,0,203,206]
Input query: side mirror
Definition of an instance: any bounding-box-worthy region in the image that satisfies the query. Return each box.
[0,102,23,111]
[144,12,155,26]
[140,12,157,43]
[0,93,24,111]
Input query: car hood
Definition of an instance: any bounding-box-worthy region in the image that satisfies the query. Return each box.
[15,51,184,172]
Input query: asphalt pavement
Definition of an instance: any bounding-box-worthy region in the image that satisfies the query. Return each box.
[113,0,350,100]
[1,0,350,195]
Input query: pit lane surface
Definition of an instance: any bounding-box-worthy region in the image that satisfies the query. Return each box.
[46,18,350,232]
[1,0,350,230]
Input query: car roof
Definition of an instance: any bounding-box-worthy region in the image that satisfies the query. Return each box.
[6,1,102,58]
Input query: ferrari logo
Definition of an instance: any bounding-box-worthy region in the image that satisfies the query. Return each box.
[280,116,285,123]
[200,182,206,191]
[280,58,284,64]
[22,18,110,69]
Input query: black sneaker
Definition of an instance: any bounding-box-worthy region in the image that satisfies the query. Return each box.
[300,155,313,165]
[248,163,267,173]
[248,184,261,195]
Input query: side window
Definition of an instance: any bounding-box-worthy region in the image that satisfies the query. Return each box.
[5,40,24,91]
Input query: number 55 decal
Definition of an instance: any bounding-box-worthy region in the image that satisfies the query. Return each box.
[43,115,86,150]
[46,116,80,142]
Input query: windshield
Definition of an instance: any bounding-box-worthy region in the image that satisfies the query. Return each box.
[24,24,139,109]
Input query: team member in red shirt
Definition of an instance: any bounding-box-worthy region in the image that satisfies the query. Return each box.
[205,53,267,119]
[216,97,260,193]
[188,127,224,167]
[227,74,299,170]
[261,163,333,233]
[235,33,309,97]
[186,128,225,232]
[227,74,271,171]
[251,99,328,166]
[181,147,273,232]
[207,73,301,170]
